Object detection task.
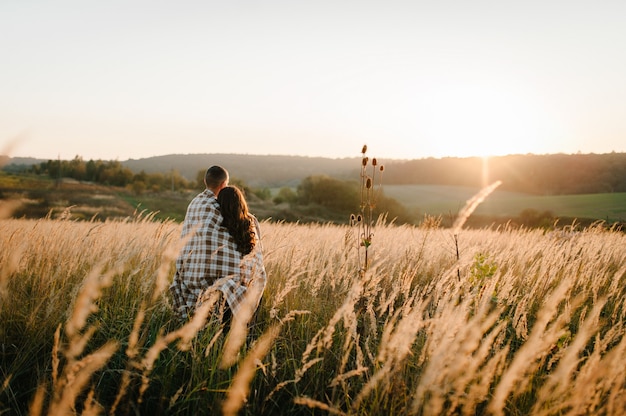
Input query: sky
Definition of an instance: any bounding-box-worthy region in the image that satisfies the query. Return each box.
[2,0,626,162]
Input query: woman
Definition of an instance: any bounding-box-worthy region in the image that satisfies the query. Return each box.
[210,186,267,327]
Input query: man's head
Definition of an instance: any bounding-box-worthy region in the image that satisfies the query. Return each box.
[204,165,229,194]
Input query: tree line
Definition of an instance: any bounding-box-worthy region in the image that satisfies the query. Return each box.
[384,152,626,195]
[27,156,198,193]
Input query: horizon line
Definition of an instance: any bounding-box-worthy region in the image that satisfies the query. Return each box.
[3,150,626,163]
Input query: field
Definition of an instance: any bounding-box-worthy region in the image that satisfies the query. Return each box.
[384,184,626,223]
[3,171,626,226]
[1,213,625,415]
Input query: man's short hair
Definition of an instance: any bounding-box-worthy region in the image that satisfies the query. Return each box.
[205,165,229,190]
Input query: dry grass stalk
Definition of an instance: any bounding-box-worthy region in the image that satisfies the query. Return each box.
[141,299,213,372]
[221,282,265,369]
[49,340,118,415]
[137,300,213,403]
[353,299,425,410]
[0,242,21,299]
[293,396,347,415]
[488,279,580,414]
[295,280,363,387]
[110,304,146,414]
[548,317,626,414]
[412,307,505,414]
[27,383,46,416]
[65,265,115,340]
[334,310,362,383]
[37,259,122,415]
[268,269,306,320]
[152,246,177,302]
[51,324,61,386]
[452,180,502,234]
[222,324,282,416]
[81,389,103,416]
[532,298,608,414]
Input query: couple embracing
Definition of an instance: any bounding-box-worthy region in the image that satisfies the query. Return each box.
[169,165,266,329]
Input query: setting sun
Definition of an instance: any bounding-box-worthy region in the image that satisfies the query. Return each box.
[416,81,566,158]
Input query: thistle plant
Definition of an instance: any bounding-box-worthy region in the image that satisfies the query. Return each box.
[351,144,384,273]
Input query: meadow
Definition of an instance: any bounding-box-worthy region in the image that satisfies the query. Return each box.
[4,170,626,226]
[1,211,625,415]
[384,184,626,223]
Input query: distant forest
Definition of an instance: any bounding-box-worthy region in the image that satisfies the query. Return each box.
[383,153,626,195]
[3,152,626,195]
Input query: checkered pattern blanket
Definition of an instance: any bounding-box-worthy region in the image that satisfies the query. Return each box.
[169,189,241,320]
[169,190,266,320]
[212,216,266,315]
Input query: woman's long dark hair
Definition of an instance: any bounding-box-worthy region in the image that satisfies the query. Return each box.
[217,186,256,255]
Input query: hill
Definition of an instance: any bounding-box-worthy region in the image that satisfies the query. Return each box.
[4,151,626,194]
[121,154,361,187]
[1,153,364,188]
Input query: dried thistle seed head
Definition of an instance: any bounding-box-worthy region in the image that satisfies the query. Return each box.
[362,157,368,166]
[379,165,384,172]
[366,178,372,188]
[372,158,377,166]
[357,214,362,222]
[361,144,367,154]
[350,214,356,223]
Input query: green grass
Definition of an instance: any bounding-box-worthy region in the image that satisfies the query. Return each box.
[384,184,626,222]
[121,192,194,222]
[0,171,54,189]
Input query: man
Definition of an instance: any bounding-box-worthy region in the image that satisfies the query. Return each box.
[169,165,242,321]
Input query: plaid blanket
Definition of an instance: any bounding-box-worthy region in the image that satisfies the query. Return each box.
[169,189,241,320]
[212,216,266,315]
[169,190,267,320]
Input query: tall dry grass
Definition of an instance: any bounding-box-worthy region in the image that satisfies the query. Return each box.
[1,212,625,415]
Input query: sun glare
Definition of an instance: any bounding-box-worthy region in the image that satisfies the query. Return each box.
[420,82,556,158]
